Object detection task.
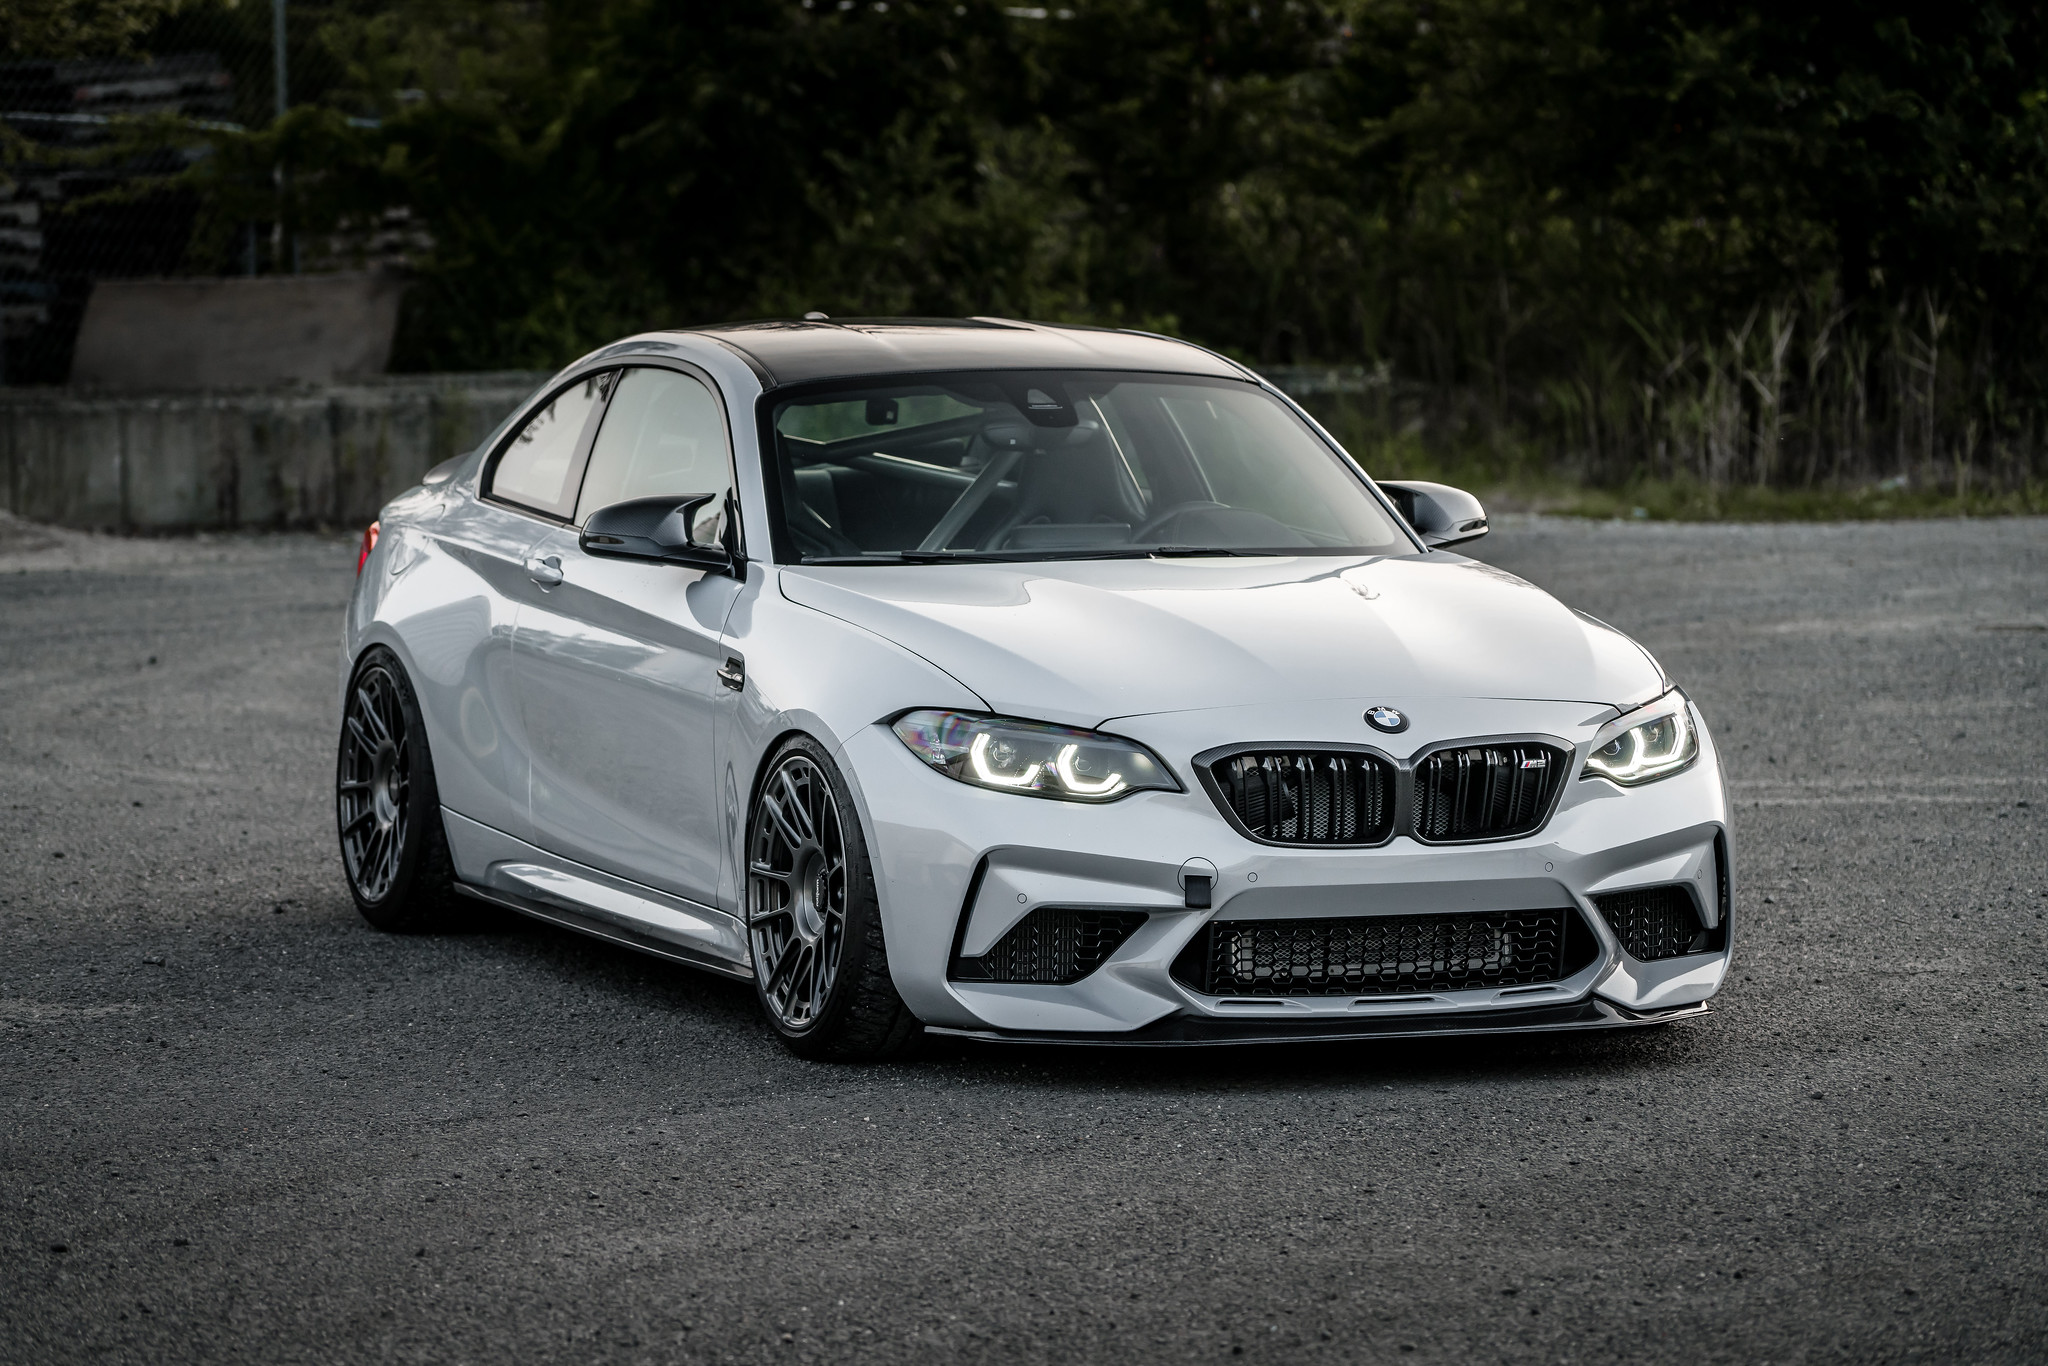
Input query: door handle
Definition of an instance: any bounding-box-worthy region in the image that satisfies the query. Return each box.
[525,555,563,589]
[718,656,745,692]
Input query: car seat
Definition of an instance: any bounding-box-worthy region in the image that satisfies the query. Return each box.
[985,422,1148,550]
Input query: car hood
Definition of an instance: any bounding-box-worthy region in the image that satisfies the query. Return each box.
[778,554,1666,728]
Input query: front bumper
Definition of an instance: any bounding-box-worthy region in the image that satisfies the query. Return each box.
[844,694,1733,1040]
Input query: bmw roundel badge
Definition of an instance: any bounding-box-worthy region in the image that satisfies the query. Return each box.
[1364,705,1409,734]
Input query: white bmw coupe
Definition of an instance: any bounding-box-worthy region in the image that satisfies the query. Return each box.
[338,318,1732,1059]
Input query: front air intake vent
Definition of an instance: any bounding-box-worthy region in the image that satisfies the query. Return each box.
[950,907,1148,985]
[1593,884,1723,960]
[1202,750,1396,846]
[1171,908,1592,997]
[1411,742,1569,843]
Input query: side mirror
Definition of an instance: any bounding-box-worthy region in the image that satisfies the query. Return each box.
[580,494,736,572]
[1378,480,1489,549]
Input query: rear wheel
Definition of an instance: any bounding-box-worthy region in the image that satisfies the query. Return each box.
[747,737,920,1060]
[337,647,459,931]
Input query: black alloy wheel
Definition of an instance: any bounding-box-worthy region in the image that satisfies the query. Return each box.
[337,647,458,930]
[747,737,920,1060]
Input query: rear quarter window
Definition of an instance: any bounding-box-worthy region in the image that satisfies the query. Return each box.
[487,372,611,518]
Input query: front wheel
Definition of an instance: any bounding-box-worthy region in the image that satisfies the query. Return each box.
[746,737,921,1061]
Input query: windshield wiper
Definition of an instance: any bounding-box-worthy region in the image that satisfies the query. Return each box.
[1147,545,1269,557]
[802,546,1281,566]
[801,549,1022,565]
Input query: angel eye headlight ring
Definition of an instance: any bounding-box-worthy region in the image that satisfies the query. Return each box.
[1580,691,1699,787]
[892,710,1179,803]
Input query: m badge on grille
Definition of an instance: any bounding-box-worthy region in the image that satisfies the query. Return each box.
[1364,705,1409,734]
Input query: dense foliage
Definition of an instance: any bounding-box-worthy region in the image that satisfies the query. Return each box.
[0,0,191,58]
[51,1,2048,487]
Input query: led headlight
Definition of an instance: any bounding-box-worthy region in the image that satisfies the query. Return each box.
[890,710,1178,803]
[1581,690,1699,786]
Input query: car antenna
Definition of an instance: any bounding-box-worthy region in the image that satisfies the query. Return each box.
[802,310,830,321]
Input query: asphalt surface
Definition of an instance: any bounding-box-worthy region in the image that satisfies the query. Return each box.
[3,513,2045,1365]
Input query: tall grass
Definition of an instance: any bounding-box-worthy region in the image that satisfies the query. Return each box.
[1289,278,2047,512]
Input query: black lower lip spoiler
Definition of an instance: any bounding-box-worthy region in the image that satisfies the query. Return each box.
[924,997,1708,1047]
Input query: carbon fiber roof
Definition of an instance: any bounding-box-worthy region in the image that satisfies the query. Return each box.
[671,317,1251,387]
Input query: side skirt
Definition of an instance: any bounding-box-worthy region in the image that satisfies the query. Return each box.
[441,807,752,977]
[454,881,755,981]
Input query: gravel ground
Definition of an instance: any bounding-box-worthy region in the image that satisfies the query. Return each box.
[2,514,2045,1365]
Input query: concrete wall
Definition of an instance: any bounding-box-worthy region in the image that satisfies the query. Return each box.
[0,365,1374,534]
[70,273,408,389]
[0,373,547,532]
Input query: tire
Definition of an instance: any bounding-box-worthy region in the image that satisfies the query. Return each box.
[336,646,461,932]
[746,736,921,1061]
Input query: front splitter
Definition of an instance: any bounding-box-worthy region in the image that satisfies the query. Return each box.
[925,996,1708,1046]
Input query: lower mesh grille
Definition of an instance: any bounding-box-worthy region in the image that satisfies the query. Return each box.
[1171,909,1576,997]
[950,907,1148,985]
[1594,885,1722,960]
[1204,750,1395,845]
[1412,743,1569,842]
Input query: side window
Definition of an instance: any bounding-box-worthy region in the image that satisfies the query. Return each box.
[574,367,734,544]
[487,372,611,518]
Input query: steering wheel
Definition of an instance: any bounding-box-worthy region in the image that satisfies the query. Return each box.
[1133,500,1230,543]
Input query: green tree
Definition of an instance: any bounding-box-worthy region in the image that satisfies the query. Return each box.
[1,0,192,57]
[96,0,2048,486]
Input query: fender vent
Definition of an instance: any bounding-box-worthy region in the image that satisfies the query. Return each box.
[1172,908,1590,997]
[1411,743,1568,842]
[950,907,1148,985]
[1202,750,1395,846]
[1593,884,1723,960]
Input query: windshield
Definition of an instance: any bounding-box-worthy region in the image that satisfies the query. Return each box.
[764,371,1415,563]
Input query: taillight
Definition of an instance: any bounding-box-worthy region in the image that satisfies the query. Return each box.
[356,521,380,576]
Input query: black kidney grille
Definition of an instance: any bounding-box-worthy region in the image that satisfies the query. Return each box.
[950,907,1149,985]
[1207,750,1395,845]
[1171,909,1570,997]
[1412,743,1568,842]
[1594,885,1723,960]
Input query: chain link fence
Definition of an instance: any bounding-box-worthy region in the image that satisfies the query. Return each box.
[1,1,360,385]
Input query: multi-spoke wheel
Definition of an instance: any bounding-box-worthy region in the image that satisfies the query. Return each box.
[747,737,921,1060]
[749,752,847,1029]
[337,647,457,930]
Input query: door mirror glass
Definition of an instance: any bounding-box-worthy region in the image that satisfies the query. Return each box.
[1377,479,1489,548]
[581,494,733,571]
